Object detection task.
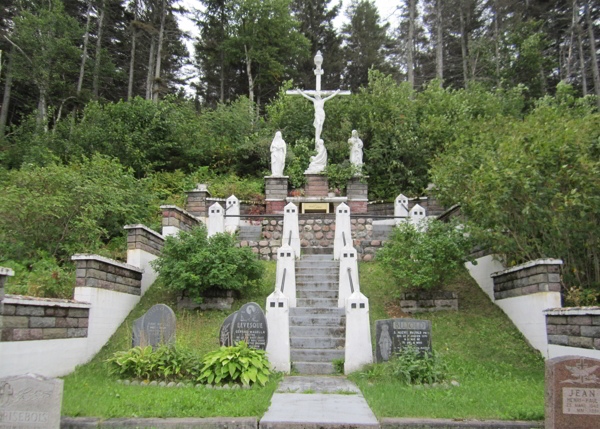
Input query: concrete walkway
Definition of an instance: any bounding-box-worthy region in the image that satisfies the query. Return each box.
[260,376,379,428]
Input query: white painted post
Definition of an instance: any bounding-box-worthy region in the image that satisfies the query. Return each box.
[344,290,373,374]
[224,195,240,234]
[338,244,359,307]
[207,202,224,237]
[265,289,291,373]
[409,203,427,231]
[282,202,301,258]
[275,244,297,307]
[395,193,409,224]
[334,202,351,260]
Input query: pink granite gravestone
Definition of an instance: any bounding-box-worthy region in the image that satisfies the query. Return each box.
[546,355,600,429]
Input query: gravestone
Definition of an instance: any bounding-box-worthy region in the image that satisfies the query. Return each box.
[132,304,176,349]
[546,355,600,429]
[375,318,432,363]
[219,302,268,350]
[0,373,63,429]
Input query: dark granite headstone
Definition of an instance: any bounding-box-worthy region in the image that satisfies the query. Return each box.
[219,302,268,350]
[0,373,63,429]
[546,355,600,429]
[375,318,432,362]
[132,304,176,349]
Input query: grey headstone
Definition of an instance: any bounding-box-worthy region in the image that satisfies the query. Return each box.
[0,373,63,429]
[219,302,268,350]
[132,304,176,349]
[375,318,432,363]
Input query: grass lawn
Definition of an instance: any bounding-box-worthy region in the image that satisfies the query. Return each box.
[351,262,545,421]
[61,261,278,418]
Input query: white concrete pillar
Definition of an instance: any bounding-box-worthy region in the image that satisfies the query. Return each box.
[338,245,359,307]
[224,195,240,234]
[275,244,297,307]
[282,202,300,258]
[207,202,224,237]
[265,289,290,373]
[409,203,427,231]
[334,203,352,260]
[344,291,373,374]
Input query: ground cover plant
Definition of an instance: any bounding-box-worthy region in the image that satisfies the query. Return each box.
[354,262,545,421]
[61,262,277,418]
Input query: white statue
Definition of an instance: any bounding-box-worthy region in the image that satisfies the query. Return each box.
[297,89,341,143]
[304,139,327,174]
[349,130,363,171]
[270,131,286,176]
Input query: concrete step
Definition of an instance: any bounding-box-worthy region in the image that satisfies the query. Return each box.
[290,348,345,362]
[296,298,338,308]
[295,266,339,273]
[290,307,344,317]
[296,282,338,292]
[290,316,345,327]
[292,361,336,375]
[300,253,334,260]
[296,275,338,282]
[296,262,339,269]
[290,326,345,338]
[301,248,333,255]
[297,290,338,299]
[290,336,345,349]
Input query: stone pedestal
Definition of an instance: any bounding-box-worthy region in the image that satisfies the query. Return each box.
[347,176,368,213]
[185,184,211,220]
[265,176,289,214]
[305,174,328,198]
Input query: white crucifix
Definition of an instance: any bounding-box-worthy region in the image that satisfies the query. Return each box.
[286,51,351,144]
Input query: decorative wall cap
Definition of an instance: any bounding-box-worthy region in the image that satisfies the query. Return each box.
[4,294,91,308]
[347,198,369,202]
[71,254,143,273]
[123,224,164,240]
[0,266,15,276]
[491,258,563,277]
[286,197,348,203]
[187,184,211,195]
[264,175,290,179]
[544,307,600,316]
[159,205,200,220]
[207,197,227,202]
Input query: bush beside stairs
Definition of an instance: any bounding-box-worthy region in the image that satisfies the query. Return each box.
[290,249,345,375]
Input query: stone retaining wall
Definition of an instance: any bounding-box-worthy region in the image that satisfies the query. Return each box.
[397,291,459,313]
[545,308,600,350]
[125,224,164,256]
[72,254,143,296]
[491,259,562,301]
[1,295,89,342]
[161,205,200,233]
[368,202,394,216]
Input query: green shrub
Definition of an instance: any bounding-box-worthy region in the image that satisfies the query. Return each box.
[3,253,75,298]
[151,227,264,303]
[332,358,345,374]
[358,347,447,385]
[195,341,271,386]
[106,346,161,380]
[377,219,475,292]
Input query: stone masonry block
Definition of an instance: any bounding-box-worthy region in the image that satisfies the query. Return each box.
[43,328,68,339]
[3,316,28,328]
[568,336,593,349]
[69,308,89,318]
[547,316,567,325]
[3,305,16,316]
[581,326,600,338]
[29,317,55,328]
[548,334,569,346]
[568,316,592,326]
[15,306,44,317]
[556,325,580,336]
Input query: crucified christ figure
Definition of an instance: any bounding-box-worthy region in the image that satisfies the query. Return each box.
[297,89,341,143]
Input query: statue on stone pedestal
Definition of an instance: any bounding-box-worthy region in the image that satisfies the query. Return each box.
[304,139,327,174]
[349,130,363,171]
[270,131,286,176]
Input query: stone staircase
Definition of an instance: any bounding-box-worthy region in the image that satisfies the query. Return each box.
[290,251,345,375]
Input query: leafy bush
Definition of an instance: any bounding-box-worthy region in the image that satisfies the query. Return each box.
[285,137,314,189]
[3,253,75,299]
[325,162,362,193]
[378,219,475,292]
[358,347,447,385]
[106,345,200,381]
[332,358,345,374]
[152,227,264,303]
[195,341,271,386]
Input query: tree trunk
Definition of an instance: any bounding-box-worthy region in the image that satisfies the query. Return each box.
[77,1,92,95]
[566,0,576,82]
[459,2,469,89]
[146,37,155,100]
[407,0,415,90]
[37,86,48,130]
[494,0,500,86]
[0,47,15,138]
[435,0,443,87]
[127,0,138,101]
[244,44,254,106]
[584,0,600,107]
[576,2,587,95]
[220,3,226,102]
[92,0,105,99]
[152,0,167,103]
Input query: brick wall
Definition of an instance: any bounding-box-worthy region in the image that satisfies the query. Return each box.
[367,202,394,216]
[72,254,142,296]
[160,205,200,233]
[491,259,562,300]
[305,174,328,197]
[1,296,89,342]
[125,224,164,256]
[545,308,600,350]
[185,187,210,219]
[397,291,459,313]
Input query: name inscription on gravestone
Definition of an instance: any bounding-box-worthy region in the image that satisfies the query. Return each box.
[375,318,432,363]
[219,302,268,350]
[132,304,176,349]
[546,356,600,429]
[0,373,63,429]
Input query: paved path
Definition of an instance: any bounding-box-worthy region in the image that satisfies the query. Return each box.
[260,376,379,428]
